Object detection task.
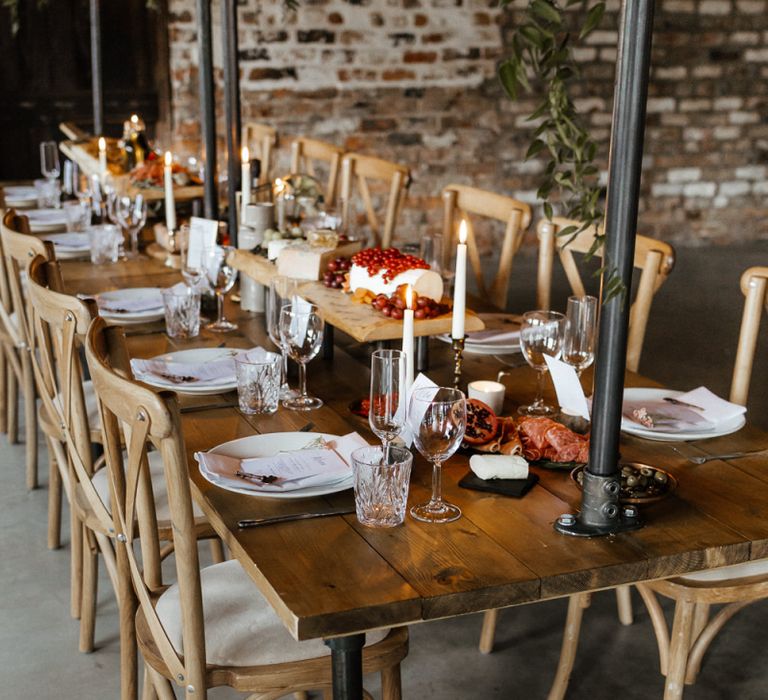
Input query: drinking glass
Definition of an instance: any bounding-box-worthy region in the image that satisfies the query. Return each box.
[202,245,238,332]
[63,200,90,232]
[563,295,598,377]
[114,193,147,258]
[420,232,443,275]
[369,349,406,464]
[351,445,413,528]
[40,141,60,181]
[518,310,566,416]
[162,286,201,339]
[235,353,281,415]
[34,178,61,208]
[279,303,324,411]
[268,276,301,399]
[408,386,466,524]
[88,225,122,264]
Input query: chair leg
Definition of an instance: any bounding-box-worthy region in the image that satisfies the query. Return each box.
[141,667,158,700]
[7,363,17,443]
[79,527,98,653]
[381,664,402,700]
[615,585,634,625]
[209,537,226,564]
[478,609,499,654]
[0,348,7,432]
[47,439,62,549]
[70,509,83,619]
[686,601,750,685]
[547,593,591,700]
[146,666,175,700]
[664,599,696,700]
[116,537,138,700]
[22,353,38,489]
[636,583,670,676]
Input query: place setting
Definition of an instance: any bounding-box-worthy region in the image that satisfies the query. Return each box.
[93,287,165,324]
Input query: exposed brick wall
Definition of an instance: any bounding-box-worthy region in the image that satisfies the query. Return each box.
[167,0,768,248]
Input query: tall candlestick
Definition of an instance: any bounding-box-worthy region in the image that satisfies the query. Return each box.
[402,285,415,391]
[451,220,468,339]
[164,151,177,232]
[274,178,286,231]
[241,146,251,223]
[98,137,107,182]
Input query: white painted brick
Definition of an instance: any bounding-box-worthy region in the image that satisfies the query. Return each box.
[713,196,729,208]
[584,30,618,45]
[732,32,760,45]
[713,97,743,110]
[600,48,618,62]
[572,48,597,62]
[692,64,723,78]
[735,166,767,179]
[665,0,695,9]
[647,97,676,113]
[574,98,606,112]
[699,0,732,13]
[668,167,702,183]
[684,128,706,141]
[729,111,760,124]
[683,182,717,197]
[736,0,767,13]
[714,126,741,140]
[753,181,768,194]
[655,66,687,80]
[680,99,712,111]
[745,49,768,62]
[652,183,684,197]
[719,181,751,196]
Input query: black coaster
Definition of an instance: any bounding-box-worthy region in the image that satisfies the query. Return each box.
[458,471,539,498]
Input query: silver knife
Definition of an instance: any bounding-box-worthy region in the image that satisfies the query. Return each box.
[237,506,355,528]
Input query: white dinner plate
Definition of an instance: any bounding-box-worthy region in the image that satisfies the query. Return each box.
[201,432,354,499]
[41,232,91,260]
[25,208,69,232]
[96,287,165,325]
[436,333,520,356]
[133,347,239,395]
[621,387,746,442]
[4,186,38,208]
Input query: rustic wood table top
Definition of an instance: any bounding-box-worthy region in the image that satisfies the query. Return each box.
[61,255,768,647]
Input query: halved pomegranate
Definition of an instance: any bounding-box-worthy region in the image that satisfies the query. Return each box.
[464,398,500,445]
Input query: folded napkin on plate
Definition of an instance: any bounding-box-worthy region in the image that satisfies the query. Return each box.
[5,186,37,199]
[26,208,68,223]
[622,400,715,432]
[131,347,271,385]
[676,386,746,422]
[470,454,529,480]
[42,233,90,249]
[97,289,164,313]
[196,432,367,492]
[465,328,521,345]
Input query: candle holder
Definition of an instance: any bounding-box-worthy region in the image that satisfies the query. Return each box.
[451,335,466,390]
[164,228,181,269]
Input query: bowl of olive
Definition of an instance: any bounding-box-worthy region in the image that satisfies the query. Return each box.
[570,462,677,504]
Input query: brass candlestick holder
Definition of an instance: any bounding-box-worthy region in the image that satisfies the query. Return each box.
[452,335,466,390]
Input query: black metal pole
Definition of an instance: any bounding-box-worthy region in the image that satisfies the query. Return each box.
[89,0,103,135]
[196,0,219,219]
[555,0,655,537]
[325,634,365,700]
[222,0,242,245]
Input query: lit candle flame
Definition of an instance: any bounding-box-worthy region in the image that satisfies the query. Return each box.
[241,146,249,163]
[164,151,173,167]
[405,285,415,311]
[458,220,468,245]
[130,114,139,124]
[275,177,284,194]
[98,137,106,152]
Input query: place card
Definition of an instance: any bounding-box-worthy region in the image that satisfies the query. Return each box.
[187,216,219,267]
[544,355,590,419]
[401,372,439,448]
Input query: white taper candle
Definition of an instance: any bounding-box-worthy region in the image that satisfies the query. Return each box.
[451,220,468,339]
[164,151,177,232]
[98,137,108,182]
[402,285,415,391]
[241,146,251,223]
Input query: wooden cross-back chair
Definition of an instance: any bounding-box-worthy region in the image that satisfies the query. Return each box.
[85,316,408,700]
[0,209,53,489]
[536,216,676,372]
[340,153,410,249]
[289,136,344,206]
[441,184,532,308]
[242,122,278,188]
[730,266,768,405]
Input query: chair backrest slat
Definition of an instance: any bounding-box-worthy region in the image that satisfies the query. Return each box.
[289,137,344,205]
[731,266,768,405]
[242,122,278,187]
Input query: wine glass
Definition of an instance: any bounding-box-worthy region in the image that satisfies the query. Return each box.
[114,193,147,258]
[40,141,60,181]
[178,224,205,289]
[369,349,407,464]
[268,276,301,399]
[202,245,238,332]
[563,295,598,377]
[408,386,466,523]
[518,310,566,416]
[279,303,324,411]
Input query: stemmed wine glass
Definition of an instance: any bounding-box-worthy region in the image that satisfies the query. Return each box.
[518,310,566,416]
[202,245,238,332]
[40,141,60,181]
[114,193,147,258]
[562,295,598,377]
[408,386,466,524]
[368,349,406,464]
[268,276,301,399]
[279,303,324,411]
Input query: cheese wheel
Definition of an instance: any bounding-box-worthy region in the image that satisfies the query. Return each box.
[348,265,443,301]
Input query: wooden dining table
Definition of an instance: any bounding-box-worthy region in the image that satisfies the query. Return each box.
[61,253,768,699]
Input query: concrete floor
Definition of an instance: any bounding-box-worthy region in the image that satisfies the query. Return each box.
[1,242,767,699]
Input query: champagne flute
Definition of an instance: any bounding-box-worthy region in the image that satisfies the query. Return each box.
[268,276,301,399]
[279,303,324,411]
[408,386,466,524]
[369,349,407,464]
[203,245,238,332]
[518,310,566,416]
[114,193,147,258]
[563,295,598,377]
[40,141,60,181]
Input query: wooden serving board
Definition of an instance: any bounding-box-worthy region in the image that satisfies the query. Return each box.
[299,281,485,342]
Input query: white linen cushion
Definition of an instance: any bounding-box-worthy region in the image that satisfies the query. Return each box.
[155,559,388,667]
[679,558,768,583]
[54,379,101,428]
[91,450,204,521]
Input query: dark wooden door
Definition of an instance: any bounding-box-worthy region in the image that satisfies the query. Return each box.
[0,0,169,180]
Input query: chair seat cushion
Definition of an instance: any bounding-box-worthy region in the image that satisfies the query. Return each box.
[679,558,768,583]
[155,559,388,667]
[91,450,204,522]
